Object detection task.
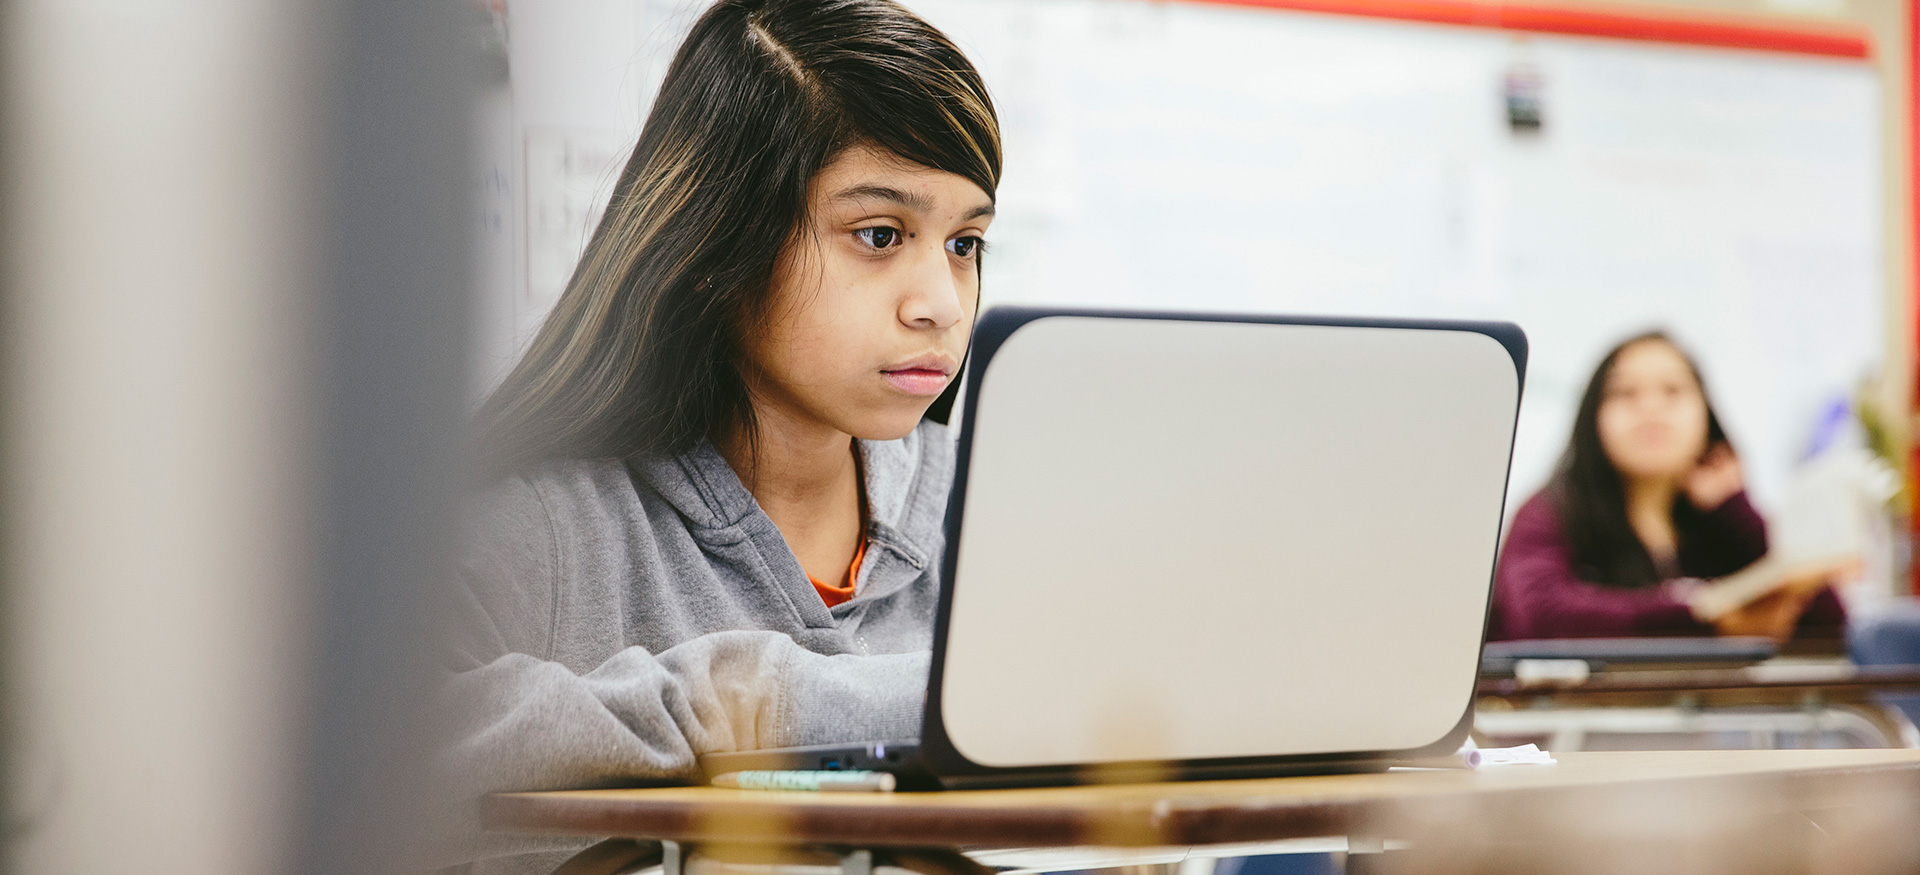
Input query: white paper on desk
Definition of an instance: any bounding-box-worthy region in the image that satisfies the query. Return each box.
[1394,739,1555,769]
[1393,737,1483,769]
[1477,743,1556,767]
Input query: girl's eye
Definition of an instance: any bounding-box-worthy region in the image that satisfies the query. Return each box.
[854,227,902,250]
[946,236,984,258]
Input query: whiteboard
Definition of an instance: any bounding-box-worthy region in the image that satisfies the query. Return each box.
[612,0,1884,510]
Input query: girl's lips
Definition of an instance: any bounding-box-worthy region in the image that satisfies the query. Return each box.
[883,368,951,396]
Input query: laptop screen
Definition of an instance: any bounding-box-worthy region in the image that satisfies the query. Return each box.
[936,311,1523,768]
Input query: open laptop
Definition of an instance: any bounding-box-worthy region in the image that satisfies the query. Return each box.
[701,306,1527,789]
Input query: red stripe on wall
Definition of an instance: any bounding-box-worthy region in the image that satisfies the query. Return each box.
[1184,0,1872,57]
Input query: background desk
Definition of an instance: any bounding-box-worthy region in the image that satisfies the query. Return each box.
[1475,664,1920,698]
[488,750,1920,875]
[1475,664,1920,750]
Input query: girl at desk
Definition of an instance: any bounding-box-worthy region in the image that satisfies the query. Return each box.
[436,1,998,870]
[1490,332,1847,642]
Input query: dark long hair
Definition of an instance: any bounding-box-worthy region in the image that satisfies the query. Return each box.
[477,0,1001,472]
[1551,331,1731,588]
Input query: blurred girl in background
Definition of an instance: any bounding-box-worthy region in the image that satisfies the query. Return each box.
[1490,331,1846,642]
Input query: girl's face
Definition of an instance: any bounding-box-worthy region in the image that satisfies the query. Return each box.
[1596,339,1711,482]
[744,145,993,442]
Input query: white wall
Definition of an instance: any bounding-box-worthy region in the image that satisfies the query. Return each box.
[916,0,1883,511]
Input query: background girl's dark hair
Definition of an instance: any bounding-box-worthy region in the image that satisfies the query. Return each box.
[476,0,1001,472]
[1551,331,1733,588]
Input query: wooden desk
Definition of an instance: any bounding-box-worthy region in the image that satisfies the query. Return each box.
[487,750,1920,875]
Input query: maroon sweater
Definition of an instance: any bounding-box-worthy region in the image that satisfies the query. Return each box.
[1489,489,1845,641]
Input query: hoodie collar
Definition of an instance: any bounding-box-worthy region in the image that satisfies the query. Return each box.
[629,432,926,542]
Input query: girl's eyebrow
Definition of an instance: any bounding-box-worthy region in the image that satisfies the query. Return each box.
[832,184,996,222]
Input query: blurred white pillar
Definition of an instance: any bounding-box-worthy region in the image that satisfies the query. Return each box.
[2,1,322,873]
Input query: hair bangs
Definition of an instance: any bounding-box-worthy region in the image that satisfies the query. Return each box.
[835,72,1001,201]
[785,2,1001,198]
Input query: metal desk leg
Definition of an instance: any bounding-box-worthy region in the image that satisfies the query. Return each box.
[1345,833,1386,875]
[1101,865,1182,875]
[663,840,686,875]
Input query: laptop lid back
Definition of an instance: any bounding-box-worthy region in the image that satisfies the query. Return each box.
[925,307,1525,779]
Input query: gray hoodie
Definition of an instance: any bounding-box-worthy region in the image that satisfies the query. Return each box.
[432,420,951,873]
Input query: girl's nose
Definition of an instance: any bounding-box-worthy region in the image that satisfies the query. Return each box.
[899,243,965,329]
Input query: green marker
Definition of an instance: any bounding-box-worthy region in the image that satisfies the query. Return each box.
[710,769,897,792]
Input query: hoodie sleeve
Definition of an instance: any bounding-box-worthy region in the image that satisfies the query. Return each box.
[1492,494,1711,640]
[425,476,927,866]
